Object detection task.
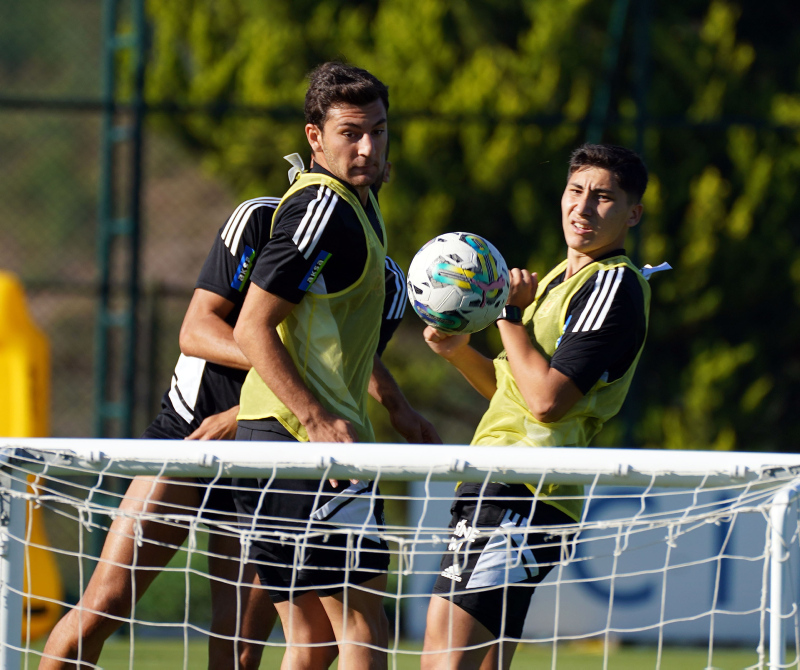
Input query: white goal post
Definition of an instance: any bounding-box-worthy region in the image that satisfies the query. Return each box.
[3,437,800,669]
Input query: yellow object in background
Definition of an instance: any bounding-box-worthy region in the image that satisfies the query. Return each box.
[0,272,50,437]
[0,271,64,640]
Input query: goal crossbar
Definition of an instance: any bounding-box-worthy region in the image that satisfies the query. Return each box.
[3,438,800,487]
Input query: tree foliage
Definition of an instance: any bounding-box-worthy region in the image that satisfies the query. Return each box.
[144,0,800,452]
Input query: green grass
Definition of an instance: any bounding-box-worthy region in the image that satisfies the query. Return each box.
[27,637,767,669]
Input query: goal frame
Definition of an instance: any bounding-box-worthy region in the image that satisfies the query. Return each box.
[3,437,800,669]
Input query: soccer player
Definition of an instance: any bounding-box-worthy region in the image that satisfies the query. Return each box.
[39,160,431,669]
[421,144,665,669]
[232,62,414,669]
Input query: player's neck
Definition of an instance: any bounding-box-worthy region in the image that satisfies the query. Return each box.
[354,184,370,206]
[565,249,593,280]
[565,247,625,279]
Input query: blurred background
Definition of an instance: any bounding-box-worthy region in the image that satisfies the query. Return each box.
[2,0,800,638]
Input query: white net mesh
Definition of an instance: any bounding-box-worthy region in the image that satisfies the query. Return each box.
[3,439,800,669]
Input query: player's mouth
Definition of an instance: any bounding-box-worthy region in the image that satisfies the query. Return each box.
[570,220,594,234]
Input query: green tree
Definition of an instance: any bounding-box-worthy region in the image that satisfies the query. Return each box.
[143,0,800,452]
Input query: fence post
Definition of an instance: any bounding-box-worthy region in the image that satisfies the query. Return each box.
[769,479,800,670]
[0,466,25,669]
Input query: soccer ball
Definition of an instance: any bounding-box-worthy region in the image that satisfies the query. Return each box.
[406,232,510,334]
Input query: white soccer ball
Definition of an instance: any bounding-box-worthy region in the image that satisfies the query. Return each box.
[406,232,510,334]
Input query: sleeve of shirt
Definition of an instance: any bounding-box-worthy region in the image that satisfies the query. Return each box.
[548,267,646,395]
[194,198,277,305]
[377,256,408,356]
[249,187,337,304]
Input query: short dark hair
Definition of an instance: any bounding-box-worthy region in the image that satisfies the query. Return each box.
[304,62,389,128]
[568,144,648,203]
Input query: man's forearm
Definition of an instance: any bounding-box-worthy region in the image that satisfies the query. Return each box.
[497,320,582,422]
[233,285,358,443]
[180,316,251,370]
[369,355,408,411]
[444,346,497,400]
[369,354,442,444]
[179,289,251,370]
[237,324,327,427]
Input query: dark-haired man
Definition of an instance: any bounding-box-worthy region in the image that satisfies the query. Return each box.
[39,151,426,670]
[233,62,414,669]
[421,144,668,669]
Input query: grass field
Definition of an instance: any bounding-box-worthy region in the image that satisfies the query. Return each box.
[28,637,767,669]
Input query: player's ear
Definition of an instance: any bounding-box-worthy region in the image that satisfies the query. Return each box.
[627,202,643,228]
[305,123,323,155]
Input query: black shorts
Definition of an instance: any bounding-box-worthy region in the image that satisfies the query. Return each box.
[234,420,390,603]
[141,410,238,523]
[432,483,573,639]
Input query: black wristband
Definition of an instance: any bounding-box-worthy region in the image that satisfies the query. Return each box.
[496,305,523,324]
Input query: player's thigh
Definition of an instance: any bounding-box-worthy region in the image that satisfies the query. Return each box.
[207,531,276,639]
[98,477,199,568]
[78,477,199,612]
[319,575,388,644]
[479,642,518,670]
[422,594,496,669]
[274,591,335,643]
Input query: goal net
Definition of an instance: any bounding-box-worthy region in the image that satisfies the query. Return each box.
[3,438,800,669]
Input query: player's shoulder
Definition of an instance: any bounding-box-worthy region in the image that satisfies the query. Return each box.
[568,262,645,330]
[278,180,349,219]
[218,196,281,256]
[585,260,645,302]
[273,181,358,259]
[613,262,646,308]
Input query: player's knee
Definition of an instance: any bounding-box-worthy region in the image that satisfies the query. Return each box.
[53,601,121,650]
[65,586,134,646]
[342,605,388,649]
[237,641,265,670]
[283,644,331,669]
[208,639,264,670]
[420,655,436,670]
[81,584,134,622]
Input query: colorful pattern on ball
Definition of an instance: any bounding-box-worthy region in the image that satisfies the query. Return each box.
[410,302,466,332]
[430,234,506,307]
[406,232,510,335]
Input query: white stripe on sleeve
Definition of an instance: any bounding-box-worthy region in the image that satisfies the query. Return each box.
[589,267,625,330]
[296,188,338,259]
[221,197,279,255]
[384,256,407,320]
[571,267,625,333]
[571,271,606,332]
[293,187,339,258]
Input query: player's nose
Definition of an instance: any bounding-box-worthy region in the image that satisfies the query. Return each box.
[576,192,594,215]
[357,133,377,157]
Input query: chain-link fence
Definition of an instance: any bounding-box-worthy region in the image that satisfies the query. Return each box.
[1,2,250,439]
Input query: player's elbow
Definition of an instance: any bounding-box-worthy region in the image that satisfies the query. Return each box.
[178,321,199,358]
[527,398,567,424]
[526,375,582,423]
[231,320,257,357]
[232,321,248,348]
